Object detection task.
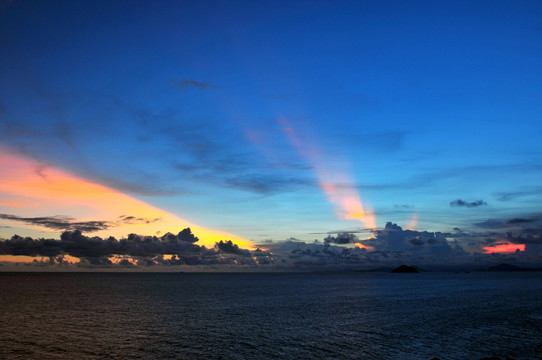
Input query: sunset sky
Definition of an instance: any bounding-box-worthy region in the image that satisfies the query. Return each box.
[1,0,541,270]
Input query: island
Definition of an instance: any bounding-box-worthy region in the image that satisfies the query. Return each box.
[391,265,419,273]
[488,263,542,272]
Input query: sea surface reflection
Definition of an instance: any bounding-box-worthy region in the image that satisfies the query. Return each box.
[1,272,541,359]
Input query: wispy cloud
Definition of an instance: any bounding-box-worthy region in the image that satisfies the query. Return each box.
[0,213,163,231]
[494,187,542,201]
[224,174,313,195]
[117,215,161,225]
[355,130,407,153]
[357,164,542,193]
[473,219,510,229]
[170,78,223,90]
[394,204,414,209]
[0,214,112,232]
[506,218,536,224]
[474,214,542,230]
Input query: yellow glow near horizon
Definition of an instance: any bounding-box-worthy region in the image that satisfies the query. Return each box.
[0,151,252,253]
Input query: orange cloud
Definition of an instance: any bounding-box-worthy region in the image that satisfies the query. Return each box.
[483,242,525,253]
[278,118,376,229]
[405,213,418,230]
[354,242,375,251]
[0,150,252,250]
[0,201,24,207]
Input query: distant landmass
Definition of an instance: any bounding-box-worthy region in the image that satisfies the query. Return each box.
[391,265,419,273]
[488,263,542,272]
[359,266,394,273]
[431,356,517,360]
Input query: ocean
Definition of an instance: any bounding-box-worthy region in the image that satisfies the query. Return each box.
[1,271,541,359]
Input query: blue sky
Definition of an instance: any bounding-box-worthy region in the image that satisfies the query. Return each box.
[1,0,542,269]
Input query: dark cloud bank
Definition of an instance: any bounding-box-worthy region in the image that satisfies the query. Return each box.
[2,221,541,271]
[0,228,273,269]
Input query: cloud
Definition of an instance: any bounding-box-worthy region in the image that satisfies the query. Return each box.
[474,219,510,229]
[0,214,112,232]
[2,91,310,198]
[356,130,407,153]
[394,204,413,209]
[282,241,367,267]
[55,121,76,149]
[324,232,358,244]
[0,201,24,207]
[494,187,542,201]
[161,122,313,195]
[365,222,465,262]
[215,240,251,255]
[450,199,487,208]
[92,175,187,197]
[507,229,542,245]
[0,228,273,267]
[224,174,313,194]
[117,215,161,225]
[506,218,535,224]
[446,213,542,259]
[504,225,542,253]
[0,213,166,232]
[3,220,542,270]
[258,224,471,270]
[356,163,542,194]
[474,214,542,230]
[170,78,223,90]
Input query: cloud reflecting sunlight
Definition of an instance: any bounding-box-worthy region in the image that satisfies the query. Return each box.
[0,150,252,258]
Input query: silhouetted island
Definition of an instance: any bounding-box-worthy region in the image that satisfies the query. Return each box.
[391,265,418,273]
[431,356,516,360]
[488,263,542,272]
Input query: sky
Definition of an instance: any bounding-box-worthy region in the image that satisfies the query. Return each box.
[1,0,542,271]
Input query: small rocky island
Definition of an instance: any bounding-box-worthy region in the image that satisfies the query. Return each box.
[391,265,419,273]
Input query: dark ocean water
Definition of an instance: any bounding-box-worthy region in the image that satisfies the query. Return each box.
[1,271,541,360]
